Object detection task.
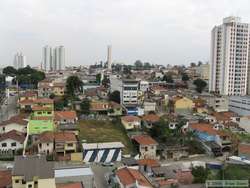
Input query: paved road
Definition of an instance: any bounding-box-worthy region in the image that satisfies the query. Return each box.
[91,164,119,188]
[0,95,18,122]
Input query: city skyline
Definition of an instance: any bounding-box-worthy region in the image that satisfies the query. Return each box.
[1,0,250,67]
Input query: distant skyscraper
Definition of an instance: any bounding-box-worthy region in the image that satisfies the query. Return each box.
[107,45,112,70]
[42,45,65,72]
[209,16,250,96]
[13,53,26,69]
[42,45,52,72]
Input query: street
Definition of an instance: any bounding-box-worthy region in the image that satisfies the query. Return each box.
[0,95,18,122]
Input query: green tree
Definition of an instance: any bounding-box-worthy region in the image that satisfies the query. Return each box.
[3,66,17,76]
[162,74,173,83]
[80,98,90,114]
[192,166,209,183]
[182,73,189,82]
[102,75,110,88]
[193,79,207,93]
[190,62,196,67]
[66,76,83,97]
[109,90,120,104]
[143,62,151,69]
[123,66,132,75]
[134,60,143,69]
[198,61,203,66]
[96,73,101,84]
[17,66,33,75]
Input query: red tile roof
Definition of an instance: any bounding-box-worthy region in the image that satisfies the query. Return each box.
[133,135,158,145]
[0,115,28,126]
[54,132,77,142]
[34,98,54,104]
[121,116,141,122]
[0,130,25,143]
[212,111,237,122]
[20,91,37,98]
[190,123,227,137]
[137,159,160,167]
[55,111,77,121]
[142,114,160,123]
[37,131,54,143]
[238,143,250,154]
[0,170,12,188]
[116,167,152,187]
[19,99,34,105]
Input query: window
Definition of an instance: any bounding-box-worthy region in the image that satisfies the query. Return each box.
[67,143,73,147]
[34,181,38,185]
[11,142,16,147]
[2,127,5,131]
[15,180,19,183]
[28,184,32,188]
[145,146,148,151]
[1,143,7,147]
[22,180,26,184]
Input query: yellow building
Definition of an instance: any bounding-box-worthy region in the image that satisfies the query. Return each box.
[12,155,56,188]
[52,83,65,96]
[174,97,194,114]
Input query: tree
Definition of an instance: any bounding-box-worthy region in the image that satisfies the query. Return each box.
[109,90,120,104]
[182,73,189,82]
[190,62,196,67]
[96,73,101,84]
[3,66,17,76]
[134,60,143,69]
[191,166,209,183]
[49,93,55,99]
[102,75,110,88]
[143,62,151,69]
[162,74,173,83]
[123,66,132,75]
[198,61,203,66]
[66,76,83,97]
[80,98,90,114]
[193,79,207,93]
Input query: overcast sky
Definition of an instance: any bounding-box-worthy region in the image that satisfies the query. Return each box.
[1,0,250,67]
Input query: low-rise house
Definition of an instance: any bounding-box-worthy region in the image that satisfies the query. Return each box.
[12,155,56,188]
[116,167,152,188]
[137,159,160,176]
[0,130,25,152]
[38,80,53,97]
[174,97,194,114]
[121,116,141,130]
[52,82,65,96]
[190,123,232,154]
[212,111,239,124]
[56,182,84,188]
[36,131,54,155]
[142,114,160,128]
[55,111,78,125]
[0,115,28,134]
[90,101,123,116]
[150,85,168,96]
[238,143,250,160]
[133,135,158,159]
[82,142,124,163]
[54,132,77,156]
[19,91,37,102]
[143,101,156,113]
[206,95,229,112]
[239,116,250,133]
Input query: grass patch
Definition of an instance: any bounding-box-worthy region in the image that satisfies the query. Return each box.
[224,164,250,180]
[77,119,135,154]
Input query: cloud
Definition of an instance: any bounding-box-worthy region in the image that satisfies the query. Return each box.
[0,0,250,67]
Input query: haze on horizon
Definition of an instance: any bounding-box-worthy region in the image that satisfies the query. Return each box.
[1,0,250,68]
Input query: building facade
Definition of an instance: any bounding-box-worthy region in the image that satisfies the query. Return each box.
[122,80,139,107]
[229,95,250,116]
[209,17,250,95]
[42,45,65,72]
[13,53,26,69]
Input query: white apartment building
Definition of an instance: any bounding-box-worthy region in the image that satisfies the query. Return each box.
[42,45,65,72]
[209,17,250,96]
[122,79,139,107]
[42,45,52,72]
[13,53,26,69]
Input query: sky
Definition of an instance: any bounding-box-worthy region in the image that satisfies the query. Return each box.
[1,0,250,67]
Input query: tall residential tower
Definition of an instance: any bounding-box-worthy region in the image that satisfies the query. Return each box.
[13,53,26,69]
[42,45,65,72]
[209,17,250,96]
[107,45,112,70]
